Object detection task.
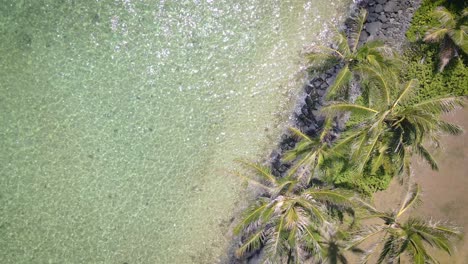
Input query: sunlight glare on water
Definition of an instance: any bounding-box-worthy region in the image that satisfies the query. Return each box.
[0,0,350,262]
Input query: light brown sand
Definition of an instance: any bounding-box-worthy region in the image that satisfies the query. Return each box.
[372,107,468,263]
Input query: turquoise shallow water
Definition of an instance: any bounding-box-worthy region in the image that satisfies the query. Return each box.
[0,0,350,263]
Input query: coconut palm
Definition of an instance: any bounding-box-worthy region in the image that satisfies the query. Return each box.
[349,183,461,263]
[424,6,468,71]
[306,8,397,99]
[322,78,464,178]
[282,125,336,186]
[234,160,355,263]
[317,223,360,264]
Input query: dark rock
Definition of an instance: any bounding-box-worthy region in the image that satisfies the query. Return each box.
[319,82,329,90]
[366,21,382,35]
[298,114,312,126]
[375,4,383,12]
[384,1,398,13]
[301,105,310,117]
[377,0,386,4]
[305,96,314,107]
[310,92,320,101]
[378,13,388,22]
[316,88,327,97]
[278,164,289,173]
[367,13,379,22]
[359,30,369,43]
[304,84,313,94]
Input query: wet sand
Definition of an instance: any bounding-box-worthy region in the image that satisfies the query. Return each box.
[373,106,468,263]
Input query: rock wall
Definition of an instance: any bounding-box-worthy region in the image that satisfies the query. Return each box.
[360,0,421,50]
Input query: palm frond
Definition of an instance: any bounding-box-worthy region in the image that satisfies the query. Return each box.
[376,236,395,264]
[392,79,419,109]
[234,198,270,234]
[233,171,273,192]
[236,229,265,257]
[355,65,392,107]
[305,189,354,208]
[334,29,351,58]
[294,196,327,224]
[415,144,439,171]
[462,8,468,18]
[411,96,464,115]
[356,133,381,174]
[434,6,456,28]
[302,224,325,259]
[326,65,353,99]
[320,116,334,142]
[371,144,389,174]
[270,216,286,258]
[347,225,385,250]
[456,25,468,54]
[449,28,467,52]
[322,103,379,116]
[424,28,449,42]
[289,126,312,142]
[237,160,278,185]
[331,129,366,153]
[350,9,367,52]
[408,218,459,255]
[306,49,341,70]
[396,183,421,219]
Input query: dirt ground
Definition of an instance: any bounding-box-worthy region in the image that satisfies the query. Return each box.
[372,107,468,263]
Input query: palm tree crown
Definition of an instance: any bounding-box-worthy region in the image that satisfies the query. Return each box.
[234,160,355,263]
[322,78,464,178]
[350,184,461,263]
[306,9,397,99]
[424,6,468,71]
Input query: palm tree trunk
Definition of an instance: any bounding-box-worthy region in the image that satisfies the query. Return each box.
[438,35,456,72]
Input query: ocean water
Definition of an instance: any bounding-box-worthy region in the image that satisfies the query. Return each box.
[0,0,350,263]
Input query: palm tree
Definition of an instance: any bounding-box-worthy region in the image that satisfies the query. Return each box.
[322,78,464,178]
[282,125,336,186]
[306,8,397,99]
[233,160,355,263]
[424,6,468,72]
[317,223,360,264]
[349,183,461,263]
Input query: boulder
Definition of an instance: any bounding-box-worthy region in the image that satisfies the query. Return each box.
[359,30,369,43]
[365,21,382,35]
[374,4,383,13]
[367,13,379,22]
[304,84,313,94]
[378,13,388,22]
[384,1,398,13]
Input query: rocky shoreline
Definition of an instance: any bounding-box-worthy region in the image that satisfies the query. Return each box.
[228,0,422,263]
[270,0,421,185]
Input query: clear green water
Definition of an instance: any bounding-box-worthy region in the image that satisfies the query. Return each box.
[0,0,350,263]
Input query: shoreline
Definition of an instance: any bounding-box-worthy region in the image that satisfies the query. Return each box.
[270,0,422,179]
[228,0,423,262]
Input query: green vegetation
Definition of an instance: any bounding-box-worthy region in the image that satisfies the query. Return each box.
[233,2,466,263]
[423,6,468,71]
[404,0,468,101]
[306,9,398,100]
[402,43,468,102]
